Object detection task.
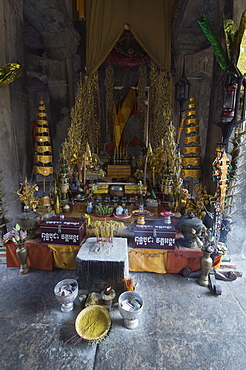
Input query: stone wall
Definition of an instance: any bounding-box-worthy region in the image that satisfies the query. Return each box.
[0,0,30,223]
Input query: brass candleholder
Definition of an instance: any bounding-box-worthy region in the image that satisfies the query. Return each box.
[137,216,145,225]
[101,286,116,306]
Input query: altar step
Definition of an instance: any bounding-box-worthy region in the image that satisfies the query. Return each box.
[0,245,6,264]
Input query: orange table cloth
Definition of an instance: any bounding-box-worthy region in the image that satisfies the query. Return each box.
[6,240,221,273]
[6,240,54,271]
[129,247,221,274]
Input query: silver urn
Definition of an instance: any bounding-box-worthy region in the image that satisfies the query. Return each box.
[118,291,143,329]
[54,278,78,312]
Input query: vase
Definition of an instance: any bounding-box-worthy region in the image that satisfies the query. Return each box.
[16,243,29,274]
[198,252,213,287]
[86,202,93,214]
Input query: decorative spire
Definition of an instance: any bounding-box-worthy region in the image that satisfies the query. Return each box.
[181,95,202,194]
[33,97,53,177]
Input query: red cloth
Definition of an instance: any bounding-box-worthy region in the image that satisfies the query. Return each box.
[166,249,203,273]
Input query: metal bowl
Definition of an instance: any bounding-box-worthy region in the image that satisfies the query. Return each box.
[118,291,143,329]
[109,185,124,197]
[54,278,78,312]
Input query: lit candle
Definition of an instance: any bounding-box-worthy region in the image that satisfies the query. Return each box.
[101,286,116,306]
[105,286,112,295]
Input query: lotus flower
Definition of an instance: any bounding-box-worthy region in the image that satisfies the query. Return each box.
[2,224,27,245]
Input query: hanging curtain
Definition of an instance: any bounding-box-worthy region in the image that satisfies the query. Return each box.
[85,0,171,77]
[85,0,126,76]
[128,0,171,72]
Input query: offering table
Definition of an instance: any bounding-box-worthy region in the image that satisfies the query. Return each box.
[5,202,221,273]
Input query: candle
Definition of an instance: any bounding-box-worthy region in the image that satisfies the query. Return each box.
[152,167,155,187]
[78,160,83,182]
[83,152,86,185]
[101,286,116,306]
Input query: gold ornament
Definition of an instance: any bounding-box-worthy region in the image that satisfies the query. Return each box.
[0,63,22,87]
[138,64,147,132]
[15,179,39,211]
[105,63,114,141]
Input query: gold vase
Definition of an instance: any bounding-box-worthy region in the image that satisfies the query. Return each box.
[16,243,29,274]
[198,252,212,287]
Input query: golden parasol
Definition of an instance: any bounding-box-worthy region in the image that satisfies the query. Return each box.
[0,63,22,87]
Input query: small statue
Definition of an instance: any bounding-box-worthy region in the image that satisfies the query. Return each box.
[116,205,123,216]
[15,179,40,239]
[15,178,39,211]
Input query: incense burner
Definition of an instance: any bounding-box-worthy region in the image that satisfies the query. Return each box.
[118,291,143,329]
[54,278,78,312]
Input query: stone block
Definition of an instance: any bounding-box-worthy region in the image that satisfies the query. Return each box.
[76,237,129,298]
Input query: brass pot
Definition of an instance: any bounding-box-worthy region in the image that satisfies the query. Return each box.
[109,185,124,197]
[178,213,205,248]
[17,206,40,239]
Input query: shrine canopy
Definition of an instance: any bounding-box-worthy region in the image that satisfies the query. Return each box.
[85,0,171,77]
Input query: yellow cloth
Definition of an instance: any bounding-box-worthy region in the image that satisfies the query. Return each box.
[76,0,84,18]
[48,245,80,269]
[129,248,168,274]
[85,0,171,77]
[114,89,136,148]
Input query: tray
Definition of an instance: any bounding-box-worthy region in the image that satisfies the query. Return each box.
[96,213,113,218]
[132,209,154,217]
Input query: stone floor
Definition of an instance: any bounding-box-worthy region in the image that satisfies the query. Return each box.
[1,259,246,370]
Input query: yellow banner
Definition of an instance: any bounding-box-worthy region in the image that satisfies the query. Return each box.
[187,110,197,116]
[34,155,52,164]
[183,146,201,155]
[114,89,136,148]
[36,136,51,143]
[36,127,50,134]
[36,120,48,125]
[182,157,201,166]
[185,126,199,134]
[181,168,202,179]
[184,136,200,144]
[186,118,198,125]
[33,166,53,176]
[35,146,52,153]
